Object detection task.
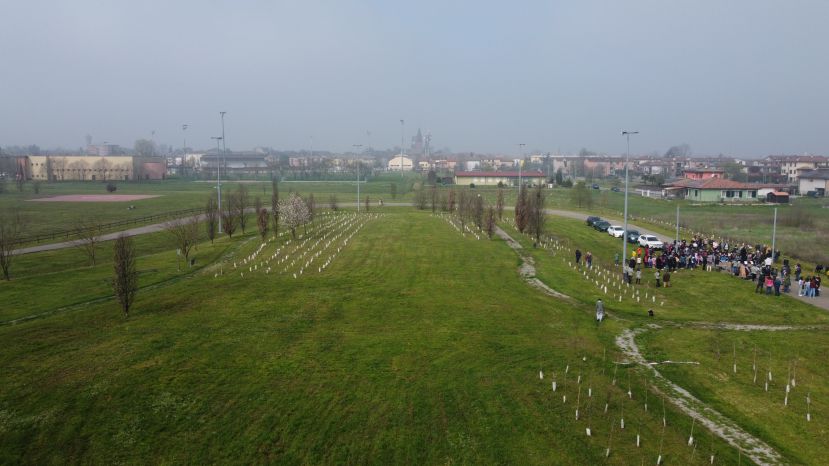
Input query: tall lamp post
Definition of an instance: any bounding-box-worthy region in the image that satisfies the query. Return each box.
[621,131,638,270]
[220,111,227,181]
[517,143,526,193]
[211,136,224,233]
[181,124,188,176]
[354,144,363,212]
[400,119,405,177]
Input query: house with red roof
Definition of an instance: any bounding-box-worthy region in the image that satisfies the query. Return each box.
[666,178,759,202]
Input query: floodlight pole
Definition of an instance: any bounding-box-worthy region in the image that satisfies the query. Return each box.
[354,144,363,212]
[212,136,224,233]
[621,131,638,271]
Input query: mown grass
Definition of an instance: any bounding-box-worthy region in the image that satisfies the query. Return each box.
[640,328,829,465]
[0,211,743,464]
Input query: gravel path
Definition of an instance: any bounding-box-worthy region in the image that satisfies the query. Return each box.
[494,226,571,300]
[616,326,784,465]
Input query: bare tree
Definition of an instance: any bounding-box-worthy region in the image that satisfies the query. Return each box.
[205,196,218,244]
[364,195,370,212]
[515,187,528,233]
[113,234,138,318]
[329,194,339,211]
[254,196,262,221]
[165,216,200,270]
[496,188,505,220]
[221,205,237,238]
[257,207,269,241]
[0,209,24,280]
[448,189,456,212]
[415,187,428,210]
[527,185,546,244]
[270,180,280,237]
[484,206,496,239]
[306,193,316,224]
[73,217,104,266]
[235,184,249,234]
[473,194,484,229]
[430,185,437,213]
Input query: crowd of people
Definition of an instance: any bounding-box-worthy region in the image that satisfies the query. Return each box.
[578,235,823,298]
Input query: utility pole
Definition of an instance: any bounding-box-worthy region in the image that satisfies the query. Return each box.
[675,204,680,244]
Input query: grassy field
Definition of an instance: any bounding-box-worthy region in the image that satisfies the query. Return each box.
[1,210,754,464]
[640,328,829,464]
[2,179,829,464]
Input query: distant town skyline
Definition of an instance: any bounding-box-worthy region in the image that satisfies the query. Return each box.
[1,1,827,157]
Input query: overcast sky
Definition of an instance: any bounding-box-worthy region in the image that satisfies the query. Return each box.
[1,0,827,157]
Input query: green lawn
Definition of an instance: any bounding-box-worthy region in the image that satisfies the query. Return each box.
[640,328,829,465]
[0,211,745,464]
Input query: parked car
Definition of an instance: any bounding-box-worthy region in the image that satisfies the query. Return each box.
[592,184,600,190]
[586,216,602,227]
[638,234,664,249]
[626,229,640,243]
[610,187,621,192]
[607,225,625,238]
[593,220,611,232]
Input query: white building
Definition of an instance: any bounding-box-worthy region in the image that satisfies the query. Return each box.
[387,155,413,171]
[798,169,829,196]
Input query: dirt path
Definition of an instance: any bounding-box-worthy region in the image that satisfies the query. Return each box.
[616,326,784,465]
[494,226,571,300]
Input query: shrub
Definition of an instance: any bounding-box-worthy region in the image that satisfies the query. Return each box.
[106,183,117,193]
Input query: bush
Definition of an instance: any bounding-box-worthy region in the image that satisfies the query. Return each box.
[469,183,475,188]
[106,183,117,193]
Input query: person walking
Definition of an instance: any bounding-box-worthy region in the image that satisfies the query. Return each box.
[783,273,791,293]
[595,299,605,323]
[773,275,781,296]
[635,268,642,284]
[663,270,671,288]
[655,270,661,287]
[586,251,593,268]
[575,249,582,266]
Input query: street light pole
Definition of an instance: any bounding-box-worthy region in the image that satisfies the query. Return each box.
[675,204,680,244]
[212,136,224,233]
[220,111,227,181]
[354,144,363,212]
[621,131,639,271]
[518,143,526,194]
[182,124,188,176]
[771,207,778,262]
[400,119,405,177]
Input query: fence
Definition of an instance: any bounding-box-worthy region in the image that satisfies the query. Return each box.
[13,207,203,246]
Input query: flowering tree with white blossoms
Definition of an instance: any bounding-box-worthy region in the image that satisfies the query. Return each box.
[279,193,310,239]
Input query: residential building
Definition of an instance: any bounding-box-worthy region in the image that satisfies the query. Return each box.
[25,155,165,181]
[778,156,829,183]
[666,178,759,202]
[387,155,413,171]
[798,169,829,196]
[454,170,545,187]
[681,168,724,180]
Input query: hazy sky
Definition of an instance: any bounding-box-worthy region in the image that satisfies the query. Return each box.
[1,0,827,157]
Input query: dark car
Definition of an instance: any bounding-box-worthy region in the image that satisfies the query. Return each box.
[586,216,602,227]
[593,220,611,232]
[611,187,621,192]
[592,184,600,190]
[626,229,640,243]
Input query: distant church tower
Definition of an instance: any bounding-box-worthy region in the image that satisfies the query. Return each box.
[411,128,424,155]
